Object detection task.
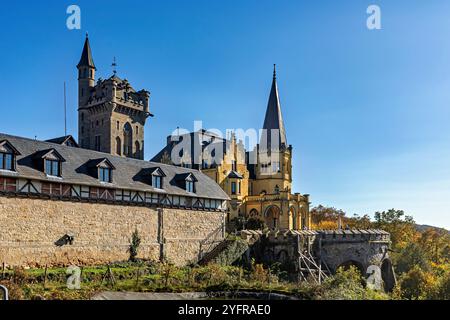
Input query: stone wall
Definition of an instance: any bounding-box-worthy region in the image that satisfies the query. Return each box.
[0,196,225,267]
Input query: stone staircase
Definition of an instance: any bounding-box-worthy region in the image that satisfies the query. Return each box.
[198,231,250,266]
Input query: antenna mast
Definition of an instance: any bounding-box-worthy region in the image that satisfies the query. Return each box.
[64,82,67,136]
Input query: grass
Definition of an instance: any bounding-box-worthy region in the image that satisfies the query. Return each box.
[0,261,391,300]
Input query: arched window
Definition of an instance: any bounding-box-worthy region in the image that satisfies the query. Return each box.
[275,185,280,194]
[123,123,132,156]
[116,137,122,155]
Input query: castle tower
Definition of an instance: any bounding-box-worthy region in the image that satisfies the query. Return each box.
[253,65,293,196]
[77,35,152,159]
[77,34,96,107]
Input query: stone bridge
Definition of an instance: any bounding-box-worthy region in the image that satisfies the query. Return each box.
[239,229,396,292]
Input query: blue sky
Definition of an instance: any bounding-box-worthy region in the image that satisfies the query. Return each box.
[0,1,449,228]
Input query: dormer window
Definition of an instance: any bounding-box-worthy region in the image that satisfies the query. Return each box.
[33,149,65,177]
[186,180,194,193]
[45,159,61,177]
[152,175,162,189]
[99,167,112,183]
[145,167,166,189]
[174,172,198,193]
[88,158,115,183]
[0,141,20,172]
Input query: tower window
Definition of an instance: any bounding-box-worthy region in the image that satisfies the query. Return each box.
[136,126,139,134]
[81,113,84,121]
[116,137,122,156]
[117,121,120,130]
[95,136,101,151]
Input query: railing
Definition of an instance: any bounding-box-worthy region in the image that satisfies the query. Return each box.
[199,222,225,261]
[245,193,307,202]
[0,285,8,300]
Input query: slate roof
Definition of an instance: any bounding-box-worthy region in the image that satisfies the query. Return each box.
[261,65,287,149]
[0,133,230,201]
[228,171,243,179]
[77,36,95,69]
[45,135,79,148]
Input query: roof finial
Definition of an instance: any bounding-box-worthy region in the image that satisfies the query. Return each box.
[112,57,117,76]
[86,32,89,39]
[273,64,277,79]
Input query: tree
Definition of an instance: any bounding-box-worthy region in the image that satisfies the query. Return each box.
[395,242,430,275]
[373,209,417,249]
[128,229,141,262]
[310,205,345,225]
[398,266,437,300]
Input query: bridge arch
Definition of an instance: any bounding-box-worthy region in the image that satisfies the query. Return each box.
[336,260,365,275]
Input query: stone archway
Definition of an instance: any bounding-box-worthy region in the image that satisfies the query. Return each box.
[336,260,365,275]
[249,209,259,217]
[264,205,281,230]
[381,258,396,292]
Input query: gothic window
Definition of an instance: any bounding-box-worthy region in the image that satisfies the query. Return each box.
[81,126,84,134]
[81,113,84,121]
[89,69,93,78]
[116,137,122,155]
[136,126,139,134]
[272,161,280,173]
[123,123,133,156]
[116,121,120,130]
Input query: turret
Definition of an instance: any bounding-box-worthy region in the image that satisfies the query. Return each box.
[77,34,96,107]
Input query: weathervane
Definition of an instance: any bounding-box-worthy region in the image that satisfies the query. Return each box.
[112,57,117,76]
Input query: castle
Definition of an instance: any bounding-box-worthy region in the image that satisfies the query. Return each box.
[75,34,311,232]
[77,35,151,159]
[0,37,395,290]
[152,67,311,231]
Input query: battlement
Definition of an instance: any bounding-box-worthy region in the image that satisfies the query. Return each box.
[240,229,390,244]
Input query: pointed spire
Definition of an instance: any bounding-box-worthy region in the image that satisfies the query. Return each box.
[261,64,287,150]
[77,34,95,69]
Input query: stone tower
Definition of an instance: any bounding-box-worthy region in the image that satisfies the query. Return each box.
[77,35,152,159]
[253,65,293,196]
